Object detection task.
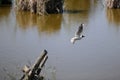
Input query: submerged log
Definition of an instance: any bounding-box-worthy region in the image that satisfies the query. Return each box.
[105,0,120,8]
[15,0,64,15]
[21,50,48,80]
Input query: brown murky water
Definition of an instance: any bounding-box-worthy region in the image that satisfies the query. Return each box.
[0,0,120,80]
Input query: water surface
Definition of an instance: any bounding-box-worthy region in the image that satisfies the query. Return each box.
[0,0,120,80]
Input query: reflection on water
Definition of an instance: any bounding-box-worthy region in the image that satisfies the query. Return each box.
[63,11,89,25]
[0,0,120,80]
[16,11,36,29]
[16,11,62,35]
[64,0,91,10]
[36,14,62,34]
[0,7,10,19]
[63,0,93,28]
[106,9,120,26]
[63,0,91,23]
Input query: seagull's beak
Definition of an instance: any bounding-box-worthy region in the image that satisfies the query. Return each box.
[82,35,85,37]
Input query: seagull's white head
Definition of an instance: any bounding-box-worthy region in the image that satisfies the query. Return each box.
[81,23,84,27]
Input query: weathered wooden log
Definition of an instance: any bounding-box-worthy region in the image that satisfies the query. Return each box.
[22,65,30,73]
[36,55,48,75]
[28,50,48,80]
[105,0,120,8]
[20,49,48,80]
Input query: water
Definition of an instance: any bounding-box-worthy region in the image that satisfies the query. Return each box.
[0,0,120,80]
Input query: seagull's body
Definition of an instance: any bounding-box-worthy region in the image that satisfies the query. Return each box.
[71,24,85,44]
[71,35,84,44]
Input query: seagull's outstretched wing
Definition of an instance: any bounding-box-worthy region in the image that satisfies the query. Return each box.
[75,24,83,37]
[70,24,84,44]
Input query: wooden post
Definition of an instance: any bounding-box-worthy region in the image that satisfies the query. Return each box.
[20,49,48,80]
[28,50,47,80]
[36,55,48,75]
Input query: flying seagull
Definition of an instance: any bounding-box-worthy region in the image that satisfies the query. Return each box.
[70,24,85,44]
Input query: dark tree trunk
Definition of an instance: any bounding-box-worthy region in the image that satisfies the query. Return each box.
[45,0,64,14]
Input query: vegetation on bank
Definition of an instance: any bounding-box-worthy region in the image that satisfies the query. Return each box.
[15,0,64,15]
[106,0,120,8]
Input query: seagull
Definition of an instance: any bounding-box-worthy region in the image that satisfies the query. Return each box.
[71,24,85,44]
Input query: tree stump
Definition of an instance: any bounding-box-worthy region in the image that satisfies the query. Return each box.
[105,0,120,8]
